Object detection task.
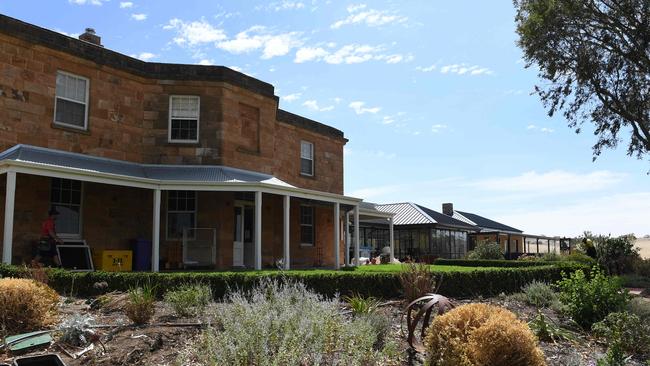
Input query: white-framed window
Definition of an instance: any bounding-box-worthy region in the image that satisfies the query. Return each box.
[50,178,83,238]
[300,141,314,176]
[168,95,200,143]
[54,71,89,130]
[300,205,314,246]
[166,190,197,239]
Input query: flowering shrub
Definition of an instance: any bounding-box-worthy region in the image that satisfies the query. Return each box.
[466,241,503,260]
[177,280,397,365]
[424,303,545,366]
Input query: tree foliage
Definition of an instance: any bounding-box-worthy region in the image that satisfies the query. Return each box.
[514,0,650,161]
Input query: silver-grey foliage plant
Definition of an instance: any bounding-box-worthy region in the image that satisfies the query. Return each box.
[176,279,397,365]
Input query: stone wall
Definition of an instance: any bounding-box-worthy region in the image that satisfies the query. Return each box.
[0,31,345,194]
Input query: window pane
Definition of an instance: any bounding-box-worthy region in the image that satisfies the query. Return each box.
[56,73,86,103]
[171,96,199,118]
[170,119,198,141]
[300,225,313,244]
[300,158,313,175]
[300,142,313,159]
[55,99,86,127]
[50,178,82,236]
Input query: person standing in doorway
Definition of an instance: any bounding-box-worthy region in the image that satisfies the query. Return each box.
[36,207,63,266]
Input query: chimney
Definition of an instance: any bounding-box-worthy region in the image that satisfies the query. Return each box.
[442,203,454,216]
[79,28,102,46]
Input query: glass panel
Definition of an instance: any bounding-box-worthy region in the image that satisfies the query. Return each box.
[300,141,313,159]
[171,96,199,118]
[56,73,86,102]
[234,207,242,242]
[300,158,313,175]
[55,99,86,127]
[171,119,198,141]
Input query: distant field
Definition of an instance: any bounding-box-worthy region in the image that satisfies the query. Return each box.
[636,238,650,259]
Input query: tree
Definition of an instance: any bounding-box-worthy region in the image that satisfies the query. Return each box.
[514,0,650,162]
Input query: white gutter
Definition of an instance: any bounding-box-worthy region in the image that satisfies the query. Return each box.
[0,160,363,205]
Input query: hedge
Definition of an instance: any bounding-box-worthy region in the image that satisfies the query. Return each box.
[434,259,556,267]
[0,262,587,299]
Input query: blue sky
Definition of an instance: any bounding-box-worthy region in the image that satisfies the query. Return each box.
[1,0,648,237]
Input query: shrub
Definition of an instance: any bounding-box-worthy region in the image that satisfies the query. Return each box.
[466,241,504,260]
[163,284,212,317]
[633,258,650,278]
[528,309,575,343]
[0,262,588,299]
[124,284,156,325]
[562,252,597,266]
[521,280,558,308]
[0,278,59,335]
[557,267,629,328]
[398,263,436,302]
[595,234,640,275]
[592,312,650,360]
[434,259,548,267]
[176,280,396,365]
[343,294,381,315]
[541,252,562,261]
[424,303,545,366]
[627,297,650,321]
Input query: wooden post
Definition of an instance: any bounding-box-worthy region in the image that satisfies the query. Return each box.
[254,191,262,270]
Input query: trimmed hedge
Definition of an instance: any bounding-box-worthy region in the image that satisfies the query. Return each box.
[0,262,587,299]
[433,259,551,268]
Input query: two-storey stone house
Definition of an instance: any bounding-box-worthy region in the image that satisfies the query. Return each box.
[0,15,392,271]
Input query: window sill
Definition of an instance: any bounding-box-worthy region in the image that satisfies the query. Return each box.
[166,141,201,147]
[299,243,314,247]
[51,123,90,135]
[237,146,261,156]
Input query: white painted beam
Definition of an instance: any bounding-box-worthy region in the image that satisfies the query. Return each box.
[152,188,161,272]
[333,202,340,270]
[283,195,290,270]
[2,171,16,264]
[255,191,262,270]
[353,205,360,266]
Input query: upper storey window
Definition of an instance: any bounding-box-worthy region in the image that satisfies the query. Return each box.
[169,95,200,143]
[54,71,89,130]
[300,141,314,176]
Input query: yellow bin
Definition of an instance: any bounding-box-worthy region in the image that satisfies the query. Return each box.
[94,250,133,272]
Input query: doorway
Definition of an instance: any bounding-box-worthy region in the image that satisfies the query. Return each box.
[233,204,254,268]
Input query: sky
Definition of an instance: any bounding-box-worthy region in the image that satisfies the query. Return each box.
[1,0,648,237]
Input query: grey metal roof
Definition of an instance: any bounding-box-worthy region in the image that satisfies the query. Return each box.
[0,144,294,187]
[454,210,523,233]
[375,203,435,225]
[415,205,478,230]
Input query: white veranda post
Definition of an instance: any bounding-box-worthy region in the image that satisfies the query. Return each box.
[152,188,161,272]
[353,205,360,266]
[2,170,16,265]
[345,211,350,266]
[333,202,340,270]
[283,195,290,270]
[254,191,262,270]
[389,217,395,262]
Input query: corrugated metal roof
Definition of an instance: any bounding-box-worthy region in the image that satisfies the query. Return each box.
[375,202,435,225]
[0,144,295,187]
[455,210,523,233]
[415,205,478,230]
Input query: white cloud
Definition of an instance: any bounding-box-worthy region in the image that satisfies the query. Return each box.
[130,52,156,61]
[217,26,302,59]
[431,124,447,133]
[131,13,147,21]
[282,93,302,102]
[440,63,493,76]
[467,170,626,195]
[55,29,80,38]
[294,44,407,65]
[331,5,407,29]
[303,100,334,112]
[416,64,436,72]
[349,101,380,114]
[333,97,342,104]
[197,59,215,65]
[345,148,396,160]
[68,0,105,5]
[119,1,133,8]
[261,1,305,11]
[527,124,555,133]
[164,18,227,46]
[382,116,395,125]
[294,47,329,63]
[495,192,650,237]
